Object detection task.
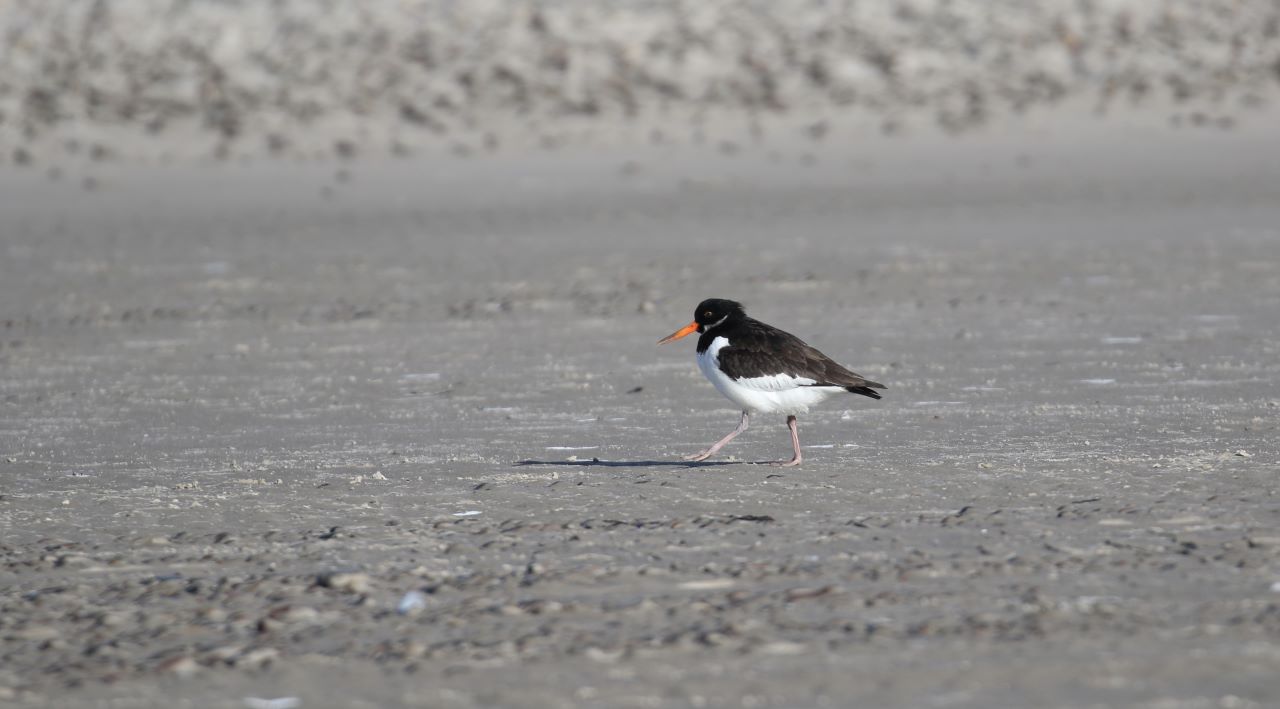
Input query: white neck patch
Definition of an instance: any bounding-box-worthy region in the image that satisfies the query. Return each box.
[705,313,730,331]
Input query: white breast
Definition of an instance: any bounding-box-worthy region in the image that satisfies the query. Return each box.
[696,336,843,415]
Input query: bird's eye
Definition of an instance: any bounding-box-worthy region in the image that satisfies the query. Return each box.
[704,311,712,318]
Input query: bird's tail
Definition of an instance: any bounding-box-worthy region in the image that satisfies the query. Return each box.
[846,385,883,400]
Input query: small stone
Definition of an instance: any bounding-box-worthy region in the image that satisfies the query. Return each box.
[320,572,372,594]
[142,612,178,631]
[1233,450,1252,457]
[206,645,243,664]
[584,647,623,663]
[97,611,130,628]
[527,599,563,614]
[276,606,319,624]
[237,647,279,668]
[243,696,300,709]
[199,607,228,623]
[158,656,199,677]
[758,641,807,655]
[784,585,835,602]
[16,625,60,641]
[396,590,428,616]
[678,579,735,590]
[55,553,91,568]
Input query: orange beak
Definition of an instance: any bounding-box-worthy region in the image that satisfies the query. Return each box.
[658,321,699,345]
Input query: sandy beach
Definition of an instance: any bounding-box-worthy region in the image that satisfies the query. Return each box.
[3,1,1280,707]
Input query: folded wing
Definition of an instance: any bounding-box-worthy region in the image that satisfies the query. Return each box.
[716,319,886,399]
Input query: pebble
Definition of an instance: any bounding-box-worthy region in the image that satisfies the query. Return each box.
[55,554,91,568]
[15,625,61,641]
[758,641,808,656]
[275,606,320,624]
[206,646,243,664]
[157,656,199,677]
[396,590,429,616]
[243,698,301,709]
[319,572,372,595]
[584,647,624,664]
[199,607,228,623]
[678,579,736,590]
[236,647,280,668]
[96,611,130,628]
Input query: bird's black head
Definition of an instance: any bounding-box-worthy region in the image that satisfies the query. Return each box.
[692,298,746,332]
[658,298,746,345]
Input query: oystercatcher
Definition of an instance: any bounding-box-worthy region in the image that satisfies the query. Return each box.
[658,298,885,466]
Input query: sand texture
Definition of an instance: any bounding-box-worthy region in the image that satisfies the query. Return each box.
[3,1,1280,706]
[3,109,1280,707]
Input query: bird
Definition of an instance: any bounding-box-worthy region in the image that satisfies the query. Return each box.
[658,298,885,466]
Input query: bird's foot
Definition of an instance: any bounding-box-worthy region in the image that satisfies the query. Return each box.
[683,450,714,462]
[768,457,802,468]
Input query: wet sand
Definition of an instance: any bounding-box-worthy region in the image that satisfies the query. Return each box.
[2,109,1280,707]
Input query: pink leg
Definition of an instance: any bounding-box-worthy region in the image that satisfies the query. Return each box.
[770,415,803,467]
[685,411,749,461]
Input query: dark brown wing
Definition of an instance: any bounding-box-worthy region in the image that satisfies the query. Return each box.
[717,318,886,399]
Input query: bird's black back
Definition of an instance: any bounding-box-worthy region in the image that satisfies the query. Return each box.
[698,314,886,399]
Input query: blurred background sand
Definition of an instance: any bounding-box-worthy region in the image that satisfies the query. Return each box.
[3,0,1278,164]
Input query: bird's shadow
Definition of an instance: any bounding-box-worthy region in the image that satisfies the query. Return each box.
[515,458,739,469]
